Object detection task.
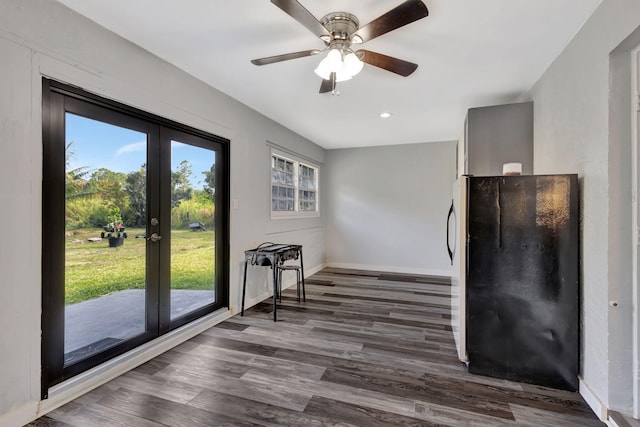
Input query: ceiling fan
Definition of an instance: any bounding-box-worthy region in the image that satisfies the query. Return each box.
[251,0,429,94]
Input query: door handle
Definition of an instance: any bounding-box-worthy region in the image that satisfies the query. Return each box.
[148,233,162,242]
[447,200,455,265]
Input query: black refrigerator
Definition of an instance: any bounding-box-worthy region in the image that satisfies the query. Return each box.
[460,174,579,391]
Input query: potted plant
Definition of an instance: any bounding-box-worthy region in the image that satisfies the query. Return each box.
[102,206,127,247]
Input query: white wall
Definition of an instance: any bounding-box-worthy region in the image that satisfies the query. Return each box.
[325,141,456,276]
[0,0,325,424]
[529,0,640,415]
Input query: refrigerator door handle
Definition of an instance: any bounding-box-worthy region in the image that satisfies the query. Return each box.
[447,199,456,265]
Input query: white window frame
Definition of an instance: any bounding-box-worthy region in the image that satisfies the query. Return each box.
[270,150,320,219]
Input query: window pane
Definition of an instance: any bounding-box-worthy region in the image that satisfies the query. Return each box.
[170,141,216,321]
[278,199,286,210]
[272,186,278,197]
[64,113,147,365]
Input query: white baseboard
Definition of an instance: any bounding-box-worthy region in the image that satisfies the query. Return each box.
[580,376,609,422]
[607,418,622,427]
[5,308,232,427]
[325,262,451,278]
[303,263,326,278]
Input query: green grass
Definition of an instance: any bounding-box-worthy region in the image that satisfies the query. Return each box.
[65,228,215,305]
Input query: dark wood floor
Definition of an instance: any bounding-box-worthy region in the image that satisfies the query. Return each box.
[30,268,604,426]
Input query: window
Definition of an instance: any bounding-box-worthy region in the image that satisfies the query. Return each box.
[271,152,318,218]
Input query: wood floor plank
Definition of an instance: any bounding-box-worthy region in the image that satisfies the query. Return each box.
[240,369,420,418]
[303,395,446,427]
[108,370,203,404]
[509,403,607,427]
[29,267,604,427]
[310,326,442,352]
[24,416,73,427]
[45,400,164,427]
[188,387,357,427]
[319,366,516,420]
[170,341,328,380]
[96,387,262,427]
[149,362,313,412]
[213,321,250,332]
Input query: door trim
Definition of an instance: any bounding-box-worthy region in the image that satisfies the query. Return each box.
[633,46,640,419]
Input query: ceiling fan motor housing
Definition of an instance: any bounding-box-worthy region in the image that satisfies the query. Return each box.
[320,12,361,45]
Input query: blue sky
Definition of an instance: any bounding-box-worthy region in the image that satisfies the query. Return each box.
[66,113,213,189]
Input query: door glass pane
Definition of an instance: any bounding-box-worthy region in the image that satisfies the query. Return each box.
[170,141,216,319]
[64,113,148,365]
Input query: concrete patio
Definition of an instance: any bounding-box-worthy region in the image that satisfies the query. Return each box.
[64,289,214,364]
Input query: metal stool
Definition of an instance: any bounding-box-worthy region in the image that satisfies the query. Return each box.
[277,263,305,302]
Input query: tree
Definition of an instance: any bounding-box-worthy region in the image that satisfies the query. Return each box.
[171,160,193,207]
[89,168,128,207]
[65,166,93,200]
[125,164,146,227]
[202,163,216,201]
[65,141,94,200]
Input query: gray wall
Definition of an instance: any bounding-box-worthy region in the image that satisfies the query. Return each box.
[466,102,533,176]
[529,0,640,415]
[325,142,457,276]
[0,0,326,423]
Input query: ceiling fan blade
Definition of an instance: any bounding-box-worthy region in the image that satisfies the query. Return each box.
[271,0,330,38]
[352,0,428,43]
[251,49,320,66]
[357,50,418,77]
[319,72,336,94]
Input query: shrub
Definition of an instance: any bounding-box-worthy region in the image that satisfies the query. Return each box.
[171,198,214,229]
[66,196,112,229]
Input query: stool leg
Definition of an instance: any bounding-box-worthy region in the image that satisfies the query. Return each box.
[297,269,301,302]
[241,261,248,316]
[277,267,282,302]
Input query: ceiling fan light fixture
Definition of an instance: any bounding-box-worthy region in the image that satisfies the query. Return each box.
[344,52,364,77]
[313,48,340,80]
[314,48,363,82]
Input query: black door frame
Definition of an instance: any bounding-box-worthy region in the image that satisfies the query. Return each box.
[41,78,229,397]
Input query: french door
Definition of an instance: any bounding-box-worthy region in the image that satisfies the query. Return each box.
[41,79,229,395]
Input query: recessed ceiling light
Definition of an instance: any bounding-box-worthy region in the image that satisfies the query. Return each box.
[380,112,392,118]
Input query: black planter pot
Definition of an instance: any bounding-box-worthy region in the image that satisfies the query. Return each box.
[108,236,124,247]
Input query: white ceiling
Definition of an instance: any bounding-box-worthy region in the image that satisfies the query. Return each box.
[57,0,601,149]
